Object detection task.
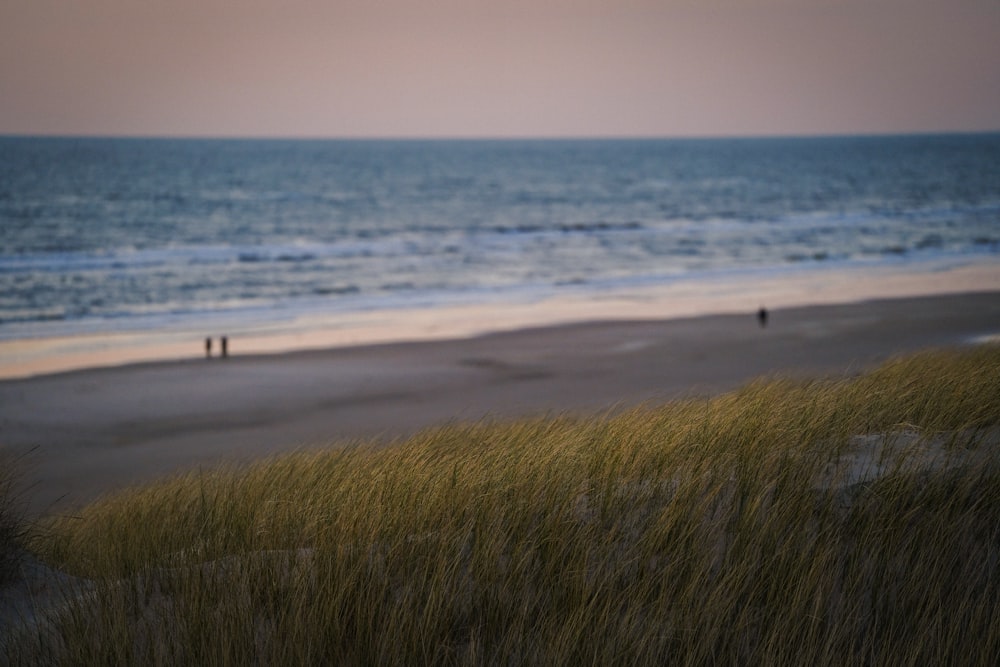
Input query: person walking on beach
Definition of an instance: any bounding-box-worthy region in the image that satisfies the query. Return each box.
[205,337,213,358]
[757,306,768,328]
[221,335,228,359]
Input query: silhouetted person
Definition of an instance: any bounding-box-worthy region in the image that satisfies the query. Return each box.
[221,335,229,359]
[205,337,212,359]
[757,306,768,328]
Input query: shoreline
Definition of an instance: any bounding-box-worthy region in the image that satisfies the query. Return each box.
[3,258,999,380]
[2,289,1000,518]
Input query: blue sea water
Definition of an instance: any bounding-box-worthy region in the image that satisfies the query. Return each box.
[1,134,999,343]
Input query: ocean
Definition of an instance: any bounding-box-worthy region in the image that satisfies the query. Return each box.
[2,134,999,372]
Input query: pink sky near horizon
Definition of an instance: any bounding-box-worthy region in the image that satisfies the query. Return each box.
[1,0,999,139]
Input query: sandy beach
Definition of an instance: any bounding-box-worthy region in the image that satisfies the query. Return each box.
[1,290,997,517]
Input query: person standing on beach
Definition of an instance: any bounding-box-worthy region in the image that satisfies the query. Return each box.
[221,336,228,359]
[757,307,768,328]
[205,337,213,358]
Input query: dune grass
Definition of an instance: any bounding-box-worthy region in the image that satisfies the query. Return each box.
[4,346,1000,664]
[0,451,30,589]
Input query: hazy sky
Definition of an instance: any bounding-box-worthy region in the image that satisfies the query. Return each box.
[2,0,998,138]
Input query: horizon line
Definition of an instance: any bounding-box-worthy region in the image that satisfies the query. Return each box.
[3,129,1000,143]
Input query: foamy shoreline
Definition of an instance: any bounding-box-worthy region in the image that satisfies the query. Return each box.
[2,259,999,380]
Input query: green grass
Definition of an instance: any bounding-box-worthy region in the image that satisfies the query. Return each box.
[5,346,1000,665]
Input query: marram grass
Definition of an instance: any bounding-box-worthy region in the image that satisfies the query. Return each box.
[5,346,1000,665]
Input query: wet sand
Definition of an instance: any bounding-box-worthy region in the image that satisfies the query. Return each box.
[2,291,999,517]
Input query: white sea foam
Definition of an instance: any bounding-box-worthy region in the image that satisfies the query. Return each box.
[1,257,998,379]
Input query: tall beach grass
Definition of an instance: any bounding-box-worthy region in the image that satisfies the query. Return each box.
[4,346,1000,664]
[0,450,30,589]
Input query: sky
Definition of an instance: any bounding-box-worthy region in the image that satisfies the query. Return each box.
[1,0,999,139]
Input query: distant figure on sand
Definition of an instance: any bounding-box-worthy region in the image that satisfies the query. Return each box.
[757,306,768,328]
[205,337,212,359]
[221,336,229,359]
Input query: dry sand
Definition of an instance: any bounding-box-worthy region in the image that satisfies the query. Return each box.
[2,291,999,518]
